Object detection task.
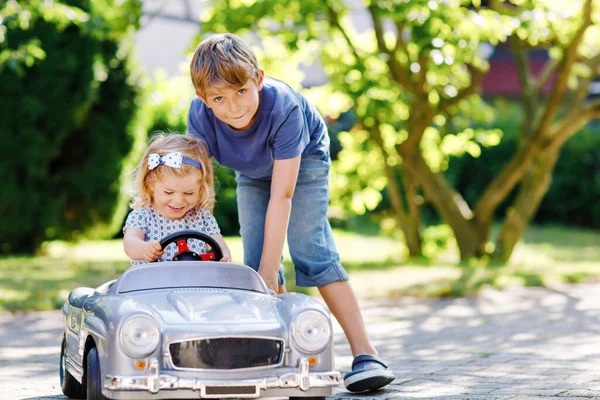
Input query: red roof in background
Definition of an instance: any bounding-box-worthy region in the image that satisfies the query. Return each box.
[481,47,555,96]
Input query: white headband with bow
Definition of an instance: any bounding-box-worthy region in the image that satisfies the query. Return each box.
[147,152,202,171]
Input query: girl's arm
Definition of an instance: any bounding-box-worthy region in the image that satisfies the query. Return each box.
[210,234,232,262]
[258,156,301,293]
[123,227,164,262]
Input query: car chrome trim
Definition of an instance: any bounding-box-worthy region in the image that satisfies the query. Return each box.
[104,357,341,396]
[78,328,86,357]
[66,355,84,382]
[148,358,160,393]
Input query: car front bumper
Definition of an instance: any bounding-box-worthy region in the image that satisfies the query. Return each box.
[104,357,340,399]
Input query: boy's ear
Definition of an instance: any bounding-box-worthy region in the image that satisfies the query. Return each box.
[196,91,207,103]
[257,70,265,91]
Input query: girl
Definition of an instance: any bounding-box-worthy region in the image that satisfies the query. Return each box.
[123,133,231,265]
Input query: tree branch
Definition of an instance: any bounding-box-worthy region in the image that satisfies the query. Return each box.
[534,58,558,91]
[393,21,408,56]
[547,98,600,153]
[488,0,520,15]
[537,0,593,136]
[541,55,600,144]
[368,1,388,53]
[572,55,600,105]
[367,2,416,93]
[417,54,428,92]
[473,138,542,230]
[367,117,410,221]
[510,36,532,93]
[509,36,538,138]
[439,67,483,113]
[325,2,362,65]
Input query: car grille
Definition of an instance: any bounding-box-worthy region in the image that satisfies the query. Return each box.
[169,337,284,369]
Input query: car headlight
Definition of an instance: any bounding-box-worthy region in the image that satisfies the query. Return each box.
[120,315,160,358]
[291,310,331,354]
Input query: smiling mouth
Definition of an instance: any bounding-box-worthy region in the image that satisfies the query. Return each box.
[170,206,184,212]
[231,113,246,120]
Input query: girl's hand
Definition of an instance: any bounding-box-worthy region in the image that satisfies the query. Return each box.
[211,234,231,263]
[219,251,231,262]
[142,240,164,262]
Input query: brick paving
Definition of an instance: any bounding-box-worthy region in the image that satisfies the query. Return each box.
[1,284,600,399]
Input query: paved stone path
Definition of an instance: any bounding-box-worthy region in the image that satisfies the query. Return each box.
[2,284,600,400]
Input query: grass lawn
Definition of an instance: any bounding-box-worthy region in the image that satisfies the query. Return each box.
[1,224,599,312]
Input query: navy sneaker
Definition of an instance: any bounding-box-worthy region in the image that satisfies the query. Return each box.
[343,354,395,393]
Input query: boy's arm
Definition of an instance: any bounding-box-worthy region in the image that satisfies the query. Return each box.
[210,233,231,262]
[123,227,163,262]
[259,156,301,293]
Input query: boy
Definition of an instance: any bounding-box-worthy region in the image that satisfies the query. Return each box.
[187,33,395,392]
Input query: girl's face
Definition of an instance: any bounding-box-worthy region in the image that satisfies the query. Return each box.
[201,71,264,131]
[152,173,200,220]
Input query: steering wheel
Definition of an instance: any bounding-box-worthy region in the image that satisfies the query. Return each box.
[159,230,223,262]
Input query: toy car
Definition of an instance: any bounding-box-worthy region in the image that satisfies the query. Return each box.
[59,230,340,399]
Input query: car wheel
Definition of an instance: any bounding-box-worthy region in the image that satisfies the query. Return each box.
[86,347,109,400]
[60,334,86,399]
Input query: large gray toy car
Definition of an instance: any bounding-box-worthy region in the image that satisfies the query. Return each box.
[59,230,340,399]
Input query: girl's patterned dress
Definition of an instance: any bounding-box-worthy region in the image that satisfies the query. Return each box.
[124,205,220,266]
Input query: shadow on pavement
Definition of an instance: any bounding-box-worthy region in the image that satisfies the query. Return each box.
[3,285,600,399]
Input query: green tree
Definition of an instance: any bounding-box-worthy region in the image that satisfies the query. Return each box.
[198,0,599,262]
[0,0,145,253]
[479,0,600,260]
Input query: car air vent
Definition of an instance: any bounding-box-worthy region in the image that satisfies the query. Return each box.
[170,338,283,369]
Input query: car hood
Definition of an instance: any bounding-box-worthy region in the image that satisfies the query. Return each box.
[128,289,280,325]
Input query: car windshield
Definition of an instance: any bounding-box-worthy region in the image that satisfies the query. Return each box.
[113,262,267,294]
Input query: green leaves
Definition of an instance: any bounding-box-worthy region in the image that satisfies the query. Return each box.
[195,0,600,260]
[0,0,144,253]
[0,0,140,75]
[0,38,45,75]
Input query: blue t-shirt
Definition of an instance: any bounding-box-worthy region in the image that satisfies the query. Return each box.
[187,77,329,179]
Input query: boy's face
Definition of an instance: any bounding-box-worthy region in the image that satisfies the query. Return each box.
[199,70,264,131]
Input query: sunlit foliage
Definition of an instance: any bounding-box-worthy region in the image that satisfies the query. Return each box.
[196,0,600,261]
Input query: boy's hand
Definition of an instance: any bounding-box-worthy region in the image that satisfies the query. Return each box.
[142,240,164,262]
[219,251,231,262]
[258,268,280,295]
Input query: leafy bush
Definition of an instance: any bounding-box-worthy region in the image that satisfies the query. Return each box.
[536,122,600,227]
[0,0,145,253]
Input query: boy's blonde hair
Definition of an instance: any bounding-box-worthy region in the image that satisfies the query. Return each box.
[190,33,262,99]
[131,133,215,211]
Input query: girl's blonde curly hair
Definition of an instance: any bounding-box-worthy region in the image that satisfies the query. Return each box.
[131,133,214,211]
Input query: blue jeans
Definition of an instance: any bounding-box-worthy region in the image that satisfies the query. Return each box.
[235,153,349,287]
